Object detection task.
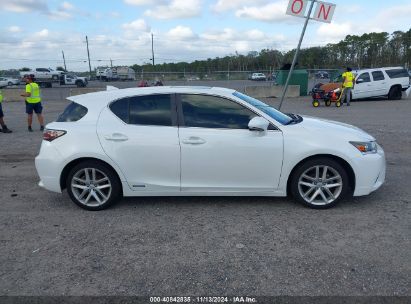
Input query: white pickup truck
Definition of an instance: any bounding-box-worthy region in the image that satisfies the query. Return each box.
[20,68,62,81]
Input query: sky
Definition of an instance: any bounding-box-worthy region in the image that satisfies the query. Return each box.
[0,0,410,71]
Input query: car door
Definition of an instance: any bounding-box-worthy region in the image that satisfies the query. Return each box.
[370,70,387,96]
[177,93,283,193]
[97,94,181,192]
[353,72,372,99]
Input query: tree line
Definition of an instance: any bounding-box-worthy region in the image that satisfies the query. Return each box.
[131,28,411,74]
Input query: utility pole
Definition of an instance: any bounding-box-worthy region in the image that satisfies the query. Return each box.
[110,58,113,68]
[62,50,67,71]
[151,33,155,66]
[86,36,92,79]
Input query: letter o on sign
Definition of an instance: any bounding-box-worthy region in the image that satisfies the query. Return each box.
[291,0,304,14]
[286,0,307,17]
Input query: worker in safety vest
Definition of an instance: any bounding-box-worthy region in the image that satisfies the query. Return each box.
[21,75,45,132]
[0,89,12,133]
[341,67,355,106]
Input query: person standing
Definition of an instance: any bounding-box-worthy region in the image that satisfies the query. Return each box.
[0,88,12,133]
[341,67,355,106]
[21,75,44,132]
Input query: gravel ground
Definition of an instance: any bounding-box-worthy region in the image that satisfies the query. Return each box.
[0,84,410,297]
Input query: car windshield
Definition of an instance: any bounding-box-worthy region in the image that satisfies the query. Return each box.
[233,91,293,125]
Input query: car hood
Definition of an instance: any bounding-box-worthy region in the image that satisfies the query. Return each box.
[299,115,375,141]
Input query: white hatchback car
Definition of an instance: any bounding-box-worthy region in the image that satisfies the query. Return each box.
[35,86,386,210]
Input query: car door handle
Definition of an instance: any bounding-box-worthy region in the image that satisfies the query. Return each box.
[104,133,129,142]
[182,137,206,145]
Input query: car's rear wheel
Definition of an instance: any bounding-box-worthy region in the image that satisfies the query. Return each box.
[388,86,402,100]
[290,158,350,209]
[66,161,121,210]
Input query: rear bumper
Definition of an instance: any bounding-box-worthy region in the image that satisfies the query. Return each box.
[35,142,63,193]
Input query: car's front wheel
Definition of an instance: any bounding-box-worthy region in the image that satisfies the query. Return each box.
[290,157,350,209]
[66,161,121,210]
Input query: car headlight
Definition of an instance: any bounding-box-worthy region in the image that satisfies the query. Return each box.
[350,141,378,154]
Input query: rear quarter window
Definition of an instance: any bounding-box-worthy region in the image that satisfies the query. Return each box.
[56,102,88,122]
[385,69,409,79]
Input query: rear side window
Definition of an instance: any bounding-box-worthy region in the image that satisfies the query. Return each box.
[372,71,385,81]
[385,69,409,79]
[129,95,172,126]
[110,98,129,123]
[56,102,88,122]
[109,94,173,126]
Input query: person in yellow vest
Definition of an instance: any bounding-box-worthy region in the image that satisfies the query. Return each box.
[0,88,12,133]
[341,67,355,106]
[21,75,44,132]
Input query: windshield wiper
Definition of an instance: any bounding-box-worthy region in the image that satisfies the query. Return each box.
[285,113,302,125]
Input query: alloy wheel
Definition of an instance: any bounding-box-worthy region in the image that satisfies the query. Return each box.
[71,168,112,207]
[298,165,343,206]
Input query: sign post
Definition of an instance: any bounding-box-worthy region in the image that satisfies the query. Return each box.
[278,0,336,111]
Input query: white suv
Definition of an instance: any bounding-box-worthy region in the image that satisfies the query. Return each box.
[352,67,410,100]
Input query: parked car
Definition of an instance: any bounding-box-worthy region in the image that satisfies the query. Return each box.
[250,73,266,81]
[0,78,8,88]
[35,86,386,211]
[314,67,410,100]
[0,77,20,86]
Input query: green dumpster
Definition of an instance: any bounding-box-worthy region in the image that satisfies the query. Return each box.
[276,69,308,96]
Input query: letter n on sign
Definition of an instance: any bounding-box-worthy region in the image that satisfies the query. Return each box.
[286,0,308,18]
[312,1,336,23]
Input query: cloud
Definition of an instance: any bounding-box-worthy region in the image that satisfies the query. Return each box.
[33,29,50,38]
[212,0,270,13]
[167,26,197,40]
[124,0,153,5]
[122,19,151,32]
[8,26,22,33]
[0,0,48,13]
[235,1,290,22]
[144,0,202,19]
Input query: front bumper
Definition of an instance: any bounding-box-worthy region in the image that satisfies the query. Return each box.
[353,144,386,196]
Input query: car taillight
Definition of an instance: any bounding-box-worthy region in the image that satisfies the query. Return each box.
[43,129,66,142]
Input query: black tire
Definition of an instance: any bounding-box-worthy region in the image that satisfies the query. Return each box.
[66,160,121,211]
[8,82,13,86]
[388,86,402,100]
[325,100,331,107]
[290,157,351,209]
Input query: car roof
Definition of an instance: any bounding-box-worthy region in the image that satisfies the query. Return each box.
[67,86,237,109]
[355,66,405,73]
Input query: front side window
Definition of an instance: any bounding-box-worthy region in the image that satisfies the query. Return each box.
[56,102,88,122]
[233,91,292,125]
[372,71,385,81]
[357,72,371,83]
[180,94,256,129]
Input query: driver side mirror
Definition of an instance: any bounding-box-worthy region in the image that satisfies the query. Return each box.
[248,117,269,132]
